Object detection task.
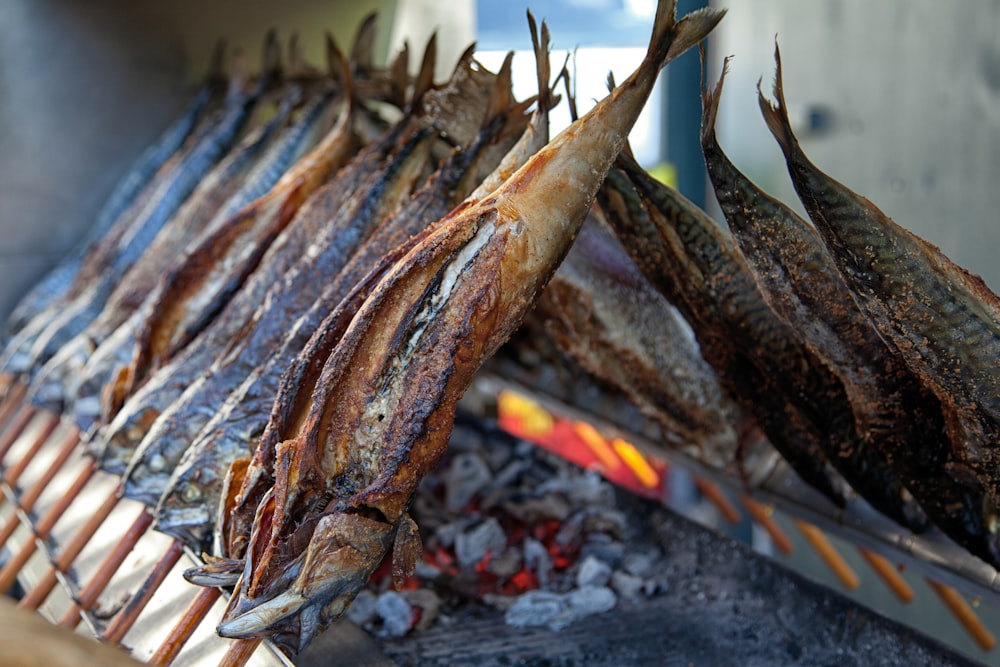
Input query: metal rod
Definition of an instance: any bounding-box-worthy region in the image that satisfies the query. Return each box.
[926,578,997,651]
[0,404,37,463]
[59,509,154,628]
[17,483,121,610]
[858,547,914,603]
[217,639,262,667]
[148,586,222,666]
[101,540,185,645]
[0,428,80,535]
[1,412,60,486]
[793,519,860,590]
[0,461,96,594]
[740,496,794,555]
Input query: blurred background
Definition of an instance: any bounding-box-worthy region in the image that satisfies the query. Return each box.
[1,0,998,663]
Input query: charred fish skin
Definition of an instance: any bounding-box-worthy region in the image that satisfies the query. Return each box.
[155,97,531,548]
[698,64,930,534]
[597,163,848,507]
[758,45,1000,519]
[214,1,725,650]
[26,86,317,415]
[3,56,225,339]
[98,124,437,478]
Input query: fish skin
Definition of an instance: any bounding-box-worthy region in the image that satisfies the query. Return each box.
[96,125,434,477]
[211,0,725,649]
[1,52,278,380]
[700,62,931,534]
[3,56,225,339]
[62,84,343,429]
[758,44,1000,532]
[155,104,529,548]
[531,213,746,471]
[599,158,850,508]
[27,85,319,414]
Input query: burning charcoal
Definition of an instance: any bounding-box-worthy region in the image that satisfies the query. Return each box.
[504,590,566,629]
[501,492,572,522]
[445,451,493,512]
[486,546,524,579]
[481,459,531,507]
[575,555,613,588]
[539,470,616,508]
[610,570,645,600]
[580,533,626,567]
[455,517,508,569]
[401,589,442,630]
[580,508,628,538]
[523,537,554,588]
[347,589,378,626]
[375,591,414,638]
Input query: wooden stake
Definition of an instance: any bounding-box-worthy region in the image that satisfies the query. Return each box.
[148,587,221,665]
[0,461,95,594]
[0,382,27,433]
[1,412,60,486]
[17,484,120,611]
[59,510,153,628]
[792,519,860,590]
[0,404,37,463]
[218,639,262,667]
[0,428,80,540]
[857,548,914,603]
[693,477,741,525]
[926,578,997,651]
[102,540,184,645]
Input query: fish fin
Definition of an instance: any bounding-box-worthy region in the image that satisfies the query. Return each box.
[326,31,356,116]
[527,12,556,114]
[410,31,439,111]
[391,513,422,589]
[350,12,379,74]
[699,47,731,146]
[387,41,411,110]
[757,40,800,157]
[659,1,726,67]
[261,28,283,80]
[482,51,516,127]
[563,57,580,122]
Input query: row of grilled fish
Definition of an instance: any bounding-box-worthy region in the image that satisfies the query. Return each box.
[3,0,998,653]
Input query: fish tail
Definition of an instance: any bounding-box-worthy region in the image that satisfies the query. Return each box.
[699,48,731,147]
[350,12,379,72]
[261,28,283,80]
[482,51,516,127]
[410,32,438,110]
[208,39,227,83]
[325,32,356,116]
[660,1,726,67]
[527,12,554,115]
[387,42,410,110]
[757,40,800,158]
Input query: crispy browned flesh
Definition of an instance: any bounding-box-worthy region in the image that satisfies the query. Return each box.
[93,38,504,475]
[532,213,754,473]
[197,1,724,652]
[154,57,537,549]
[598,160,848,509]
[699,61,930,535]
[758,44,1000,554]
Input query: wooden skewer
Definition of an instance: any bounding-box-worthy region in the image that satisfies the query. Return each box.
[857,548,914,603]
[0,404,37,463]
[693,477,741,525]
[0,428,79,545]
[0,461,96,594]
[926,578,997,651]
[1,412,60,486]
[740,496,794,555]
[17,484,120,611]
[792,519,860,590]
[148,586,222,666]
[59,509,154,628]
[0,381,27,432]
[218,639,262,667]
[102,540,184,645]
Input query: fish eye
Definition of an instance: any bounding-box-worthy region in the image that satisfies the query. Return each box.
[181,483,202,503]
[147,454,167,473]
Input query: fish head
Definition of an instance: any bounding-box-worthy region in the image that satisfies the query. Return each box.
[97,405,161,476]
[216,510,397,652]
[154,437,235,549]
[26,337,94,412]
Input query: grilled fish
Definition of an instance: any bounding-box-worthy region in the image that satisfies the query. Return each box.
[205,1,723,650]
[701,59,929,533]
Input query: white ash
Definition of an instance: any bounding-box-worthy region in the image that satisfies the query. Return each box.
[575,555,613,588]
[455,517,507,569]
[374,591,414,638]
[347,589,378,626]
[445,451,492,512]
[505,586,617,631]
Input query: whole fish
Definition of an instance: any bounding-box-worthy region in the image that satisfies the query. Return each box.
[532,213,746,472]
[154,48,539,547]
[203,1,724,650]
[2,42,228,340]
[598,159,849,508]
[758,44,1000,535]
[27,82,322,414]
[221,16,561,560]
[700,60,930,534]
[0,34,283,380]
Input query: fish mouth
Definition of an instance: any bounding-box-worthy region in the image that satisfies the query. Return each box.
[26,375,66,413]
[153,504,212,549]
